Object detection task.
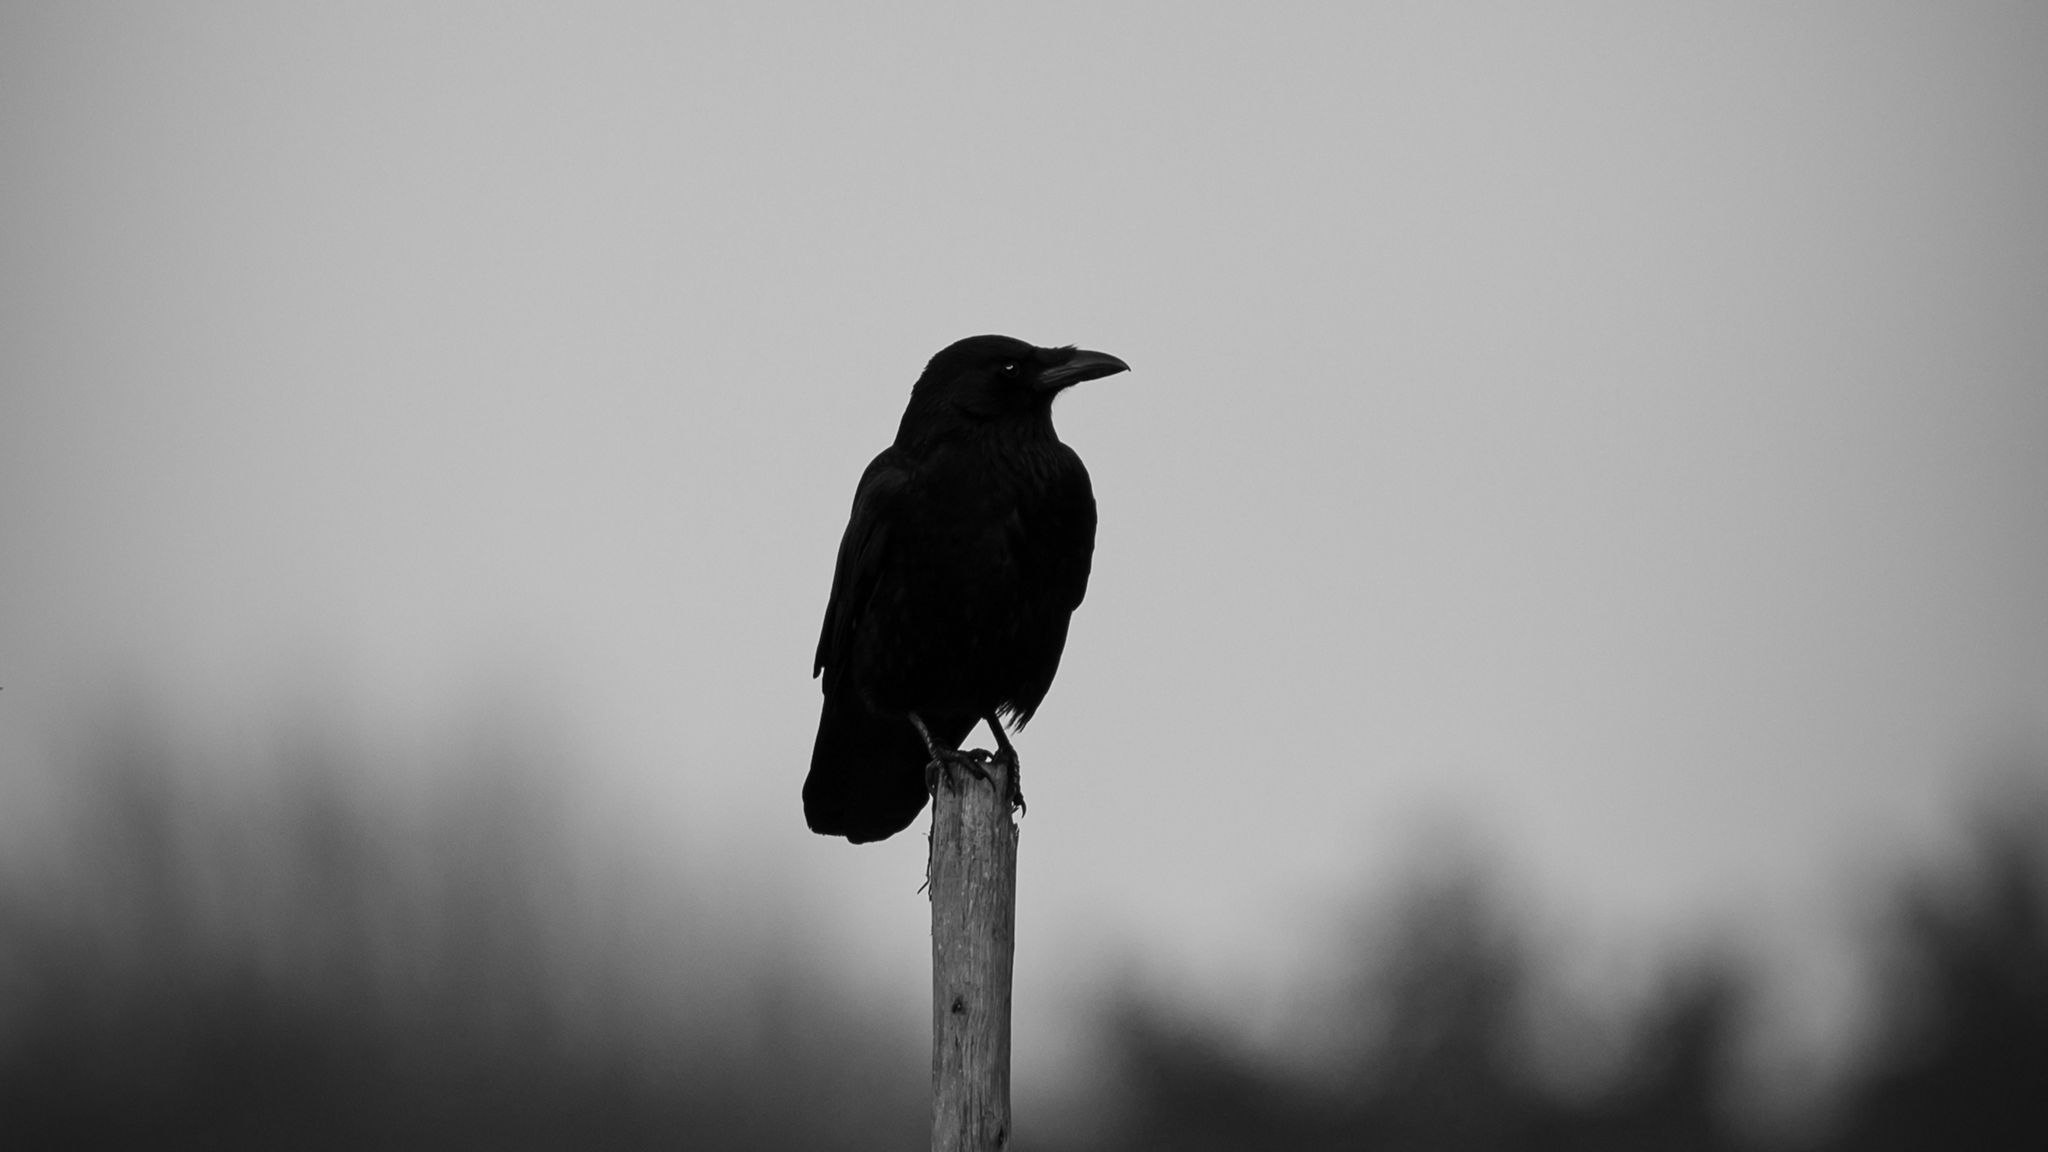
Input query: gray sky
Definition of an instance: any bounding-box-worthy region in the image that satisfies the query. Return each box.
[5,0,2047,1081]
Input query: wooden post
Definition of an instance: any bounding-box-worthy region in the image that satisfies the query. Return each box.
[928,755,1018,1152]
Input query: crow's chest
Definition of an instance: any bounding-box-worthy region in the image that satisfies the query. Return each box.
[888,452,1084,601]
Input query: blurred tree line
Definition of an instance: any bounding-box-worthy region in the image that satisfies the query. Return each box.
[1,710,2041,1149]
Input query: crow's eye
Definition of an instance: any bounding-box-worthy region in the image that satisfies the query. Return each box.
[997,362,1021,380]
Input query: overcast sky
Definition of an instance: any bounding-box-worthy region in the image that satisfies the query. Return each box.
[5,1,2046,1084]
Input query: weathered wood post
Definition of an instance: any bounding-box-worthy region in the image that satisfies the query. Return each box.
[928,755,1018,1152]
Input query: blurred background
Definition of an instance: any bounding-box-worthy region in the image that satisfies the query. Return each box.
[3,3,2044,1147]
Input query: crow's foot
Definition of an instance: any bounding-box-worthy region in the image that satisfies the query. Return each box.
[981,713,1025,816]
[989,746,1025,816]
[923,745,993,793]
[910,710,994,793]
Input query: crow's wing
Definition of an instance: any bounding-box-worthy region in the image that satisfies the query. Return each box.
[813,449,909,695]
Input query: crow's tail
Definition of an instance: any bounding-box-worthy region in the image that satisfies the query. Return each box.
[804,694,972,843]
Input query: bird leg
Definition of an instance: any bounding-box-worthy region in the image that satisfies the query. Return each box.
[910,711,990,793]
[981,713,1025,816]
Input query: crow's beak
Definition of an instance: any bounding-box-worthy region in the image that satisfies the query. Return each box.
[1035,349,1130,393]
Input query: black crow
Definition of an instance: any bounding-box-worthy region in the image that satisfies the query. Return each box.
[805,335,1128,843]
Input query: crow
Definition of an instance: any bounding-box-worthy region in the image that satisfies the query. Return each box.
[804,335,1129,843]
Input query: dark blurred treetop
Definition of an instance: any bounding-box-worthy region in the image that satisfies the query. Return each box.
[1821,797,2048,1152]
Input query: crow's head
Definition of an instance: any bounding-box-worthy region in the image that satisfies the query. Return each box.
[900,335,1128,436]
